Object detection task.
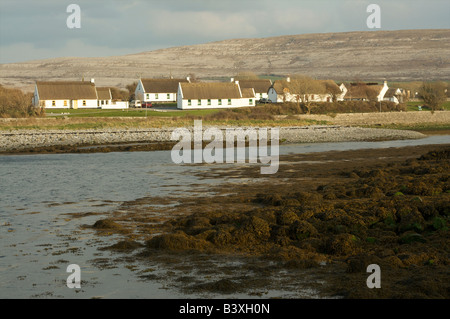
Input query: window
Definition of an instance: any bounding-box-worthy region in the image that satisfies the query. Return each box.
[64,100,67,107]
[249,99,253,105]
[260,93,263,98]
[218,99,222,106]
[228,99,231,105]
[208,99,211,105]
[155,94,159,100]
[198,99,202,105]
[83,100,86,106]
[188,99,192,106]
[52,100,56,106]
[146,94,150,100]
[167,93,170,99]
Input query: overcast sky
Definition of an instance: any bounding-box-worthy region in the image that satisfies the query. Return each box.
[0,0,449,64]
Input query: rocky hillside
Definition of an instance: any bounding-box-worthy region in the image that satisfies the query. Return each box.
[1,29,449,92]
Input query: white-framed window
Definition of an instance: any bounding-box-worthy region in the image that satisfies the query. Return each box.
[155,94,159,99]
[167,93,170,99]
[228,99,231,105]
[188,99,192,106]
[198,99,202,105]
[218,99,222,106]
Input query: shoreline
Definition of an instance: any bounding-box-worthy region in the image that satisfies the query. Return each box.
[0,125,427,155]
[77,143,450,298]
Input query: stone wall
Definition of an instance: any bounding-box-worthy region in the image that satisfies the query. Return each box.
[295,111,450,126]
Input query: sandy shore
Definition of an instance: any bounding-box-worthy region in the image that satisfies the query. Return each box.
[0,125,426,154]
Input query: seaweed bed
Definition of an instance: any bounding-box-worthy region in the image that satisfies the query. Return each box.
[83,144,449,299]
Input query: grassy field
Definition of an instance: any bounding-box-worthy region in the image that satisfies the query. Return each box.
[406,101,450,112]
[0,116,327,131]
[45,107,220,118]
[2,100,449,131]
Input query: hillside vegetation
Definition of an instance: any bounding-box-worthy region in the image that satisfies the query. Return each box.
[1,29,449,91]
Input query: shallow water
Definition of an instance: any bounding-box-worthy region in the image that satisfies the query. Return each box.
[0,135,448,298]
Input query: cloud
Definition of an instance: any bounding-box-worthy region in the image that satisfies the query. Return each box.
[147,10,258,41]
[1,0,449,63]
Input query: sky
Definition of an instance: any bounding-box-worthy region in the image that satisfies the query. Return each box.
[0,0,449,64]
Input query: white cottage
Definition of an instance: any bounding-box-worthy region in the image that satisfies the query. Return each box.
[96,87,112,107]
[96,87,129,109]
[383,88,404,104]
[135,77,190,103]
[177,82,256,110]
[231,78,272,101]
[344,81,389,102]
[33,80,98,109]
[268,78,347,103]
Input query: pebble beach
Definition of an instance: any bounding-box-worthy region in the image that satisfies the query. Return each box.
[0,125,427,153]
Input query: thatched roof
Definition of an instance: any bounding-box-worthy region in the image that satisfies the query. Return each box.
[271,79,338,95]
[36,81,97,100]
[344,83,383,100]
[238,79,272,94]
[180,82,243,100]
[271,80,291,94]
[241,88,256,98]
[319,80,341,93]
[96,87,112,100]
[141,78,189,93]
[384,88,401,98]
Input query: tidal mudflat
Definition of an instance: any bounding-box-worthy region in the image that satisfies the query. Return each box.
[1,137,449,298]
[77,143,450,299]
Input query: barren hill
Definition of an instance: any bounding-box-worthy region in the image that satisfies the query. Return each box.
[1,29,449,92]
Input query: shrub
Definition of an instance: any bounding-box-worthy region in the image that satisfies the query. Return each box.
[0,85,43,118]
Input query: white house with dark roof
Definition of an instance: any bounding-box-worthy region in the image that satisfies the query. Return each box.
[232,78,272,101]
[33,79,98,109]
[177,81,256,109]
[135,77,191,103]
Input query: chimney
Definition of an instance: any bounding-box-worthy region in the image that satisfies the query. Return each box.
[383,80,387,87]
[90,78,95,84]
[231,77,234,82]
[235,80,239,85]
[186,76,190,82]
[286,77,291,83]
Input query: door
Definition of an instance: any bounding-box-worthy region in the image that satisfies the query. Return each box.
[73,100,78,109]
